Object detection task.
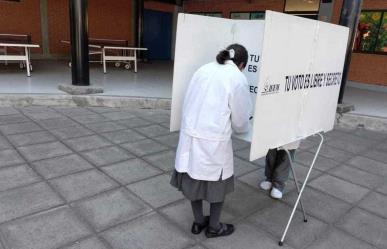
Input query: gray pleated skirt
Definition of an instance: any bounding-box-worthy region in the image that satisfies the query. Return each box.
[170,170,234,203]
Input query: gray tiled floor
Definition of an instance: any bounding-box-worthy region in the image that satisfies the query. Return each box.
[0,106,386,249]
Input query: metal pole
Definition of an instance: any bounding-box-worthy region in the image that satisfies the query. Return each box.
[337,0,363,104]
[279,133,324,246]
[69,0,90,86]
[134,0,144,58]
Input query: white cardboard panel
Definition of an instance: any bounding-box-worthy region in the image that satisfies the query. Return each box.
[249,11,349,160]
[170,14,233,132]
[170,13,265,135]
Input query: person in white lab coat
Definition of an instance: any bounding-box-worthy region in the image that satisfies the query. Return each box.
[260,140,301,199]
[170,44,251,238]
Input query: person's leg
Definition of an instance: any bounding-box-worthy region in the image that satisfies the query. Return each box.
[206,201,234,238]
[209,202,224,229]
[261,149,277,190]
[191,200,205,224]
[272,149,295,192]
[265,149,278,181]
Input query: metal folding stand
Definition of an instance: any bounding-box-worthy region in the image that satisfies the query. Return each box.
[279,133,324,246]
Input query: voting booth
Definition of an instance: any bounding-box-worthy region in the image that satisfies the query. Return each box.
[170,11,349,245]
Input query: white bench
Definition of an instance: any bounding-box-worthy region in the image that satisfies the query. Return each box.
[0,43,40,77]
[103,46,148,73]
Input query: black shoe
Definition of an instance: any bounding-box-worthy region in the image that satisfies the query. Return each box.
[205,223,235,238]
[191,216,209,235]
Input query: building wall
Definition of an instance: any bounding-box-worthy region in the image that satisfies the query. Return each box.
[0,0,42,53]
[47,0,133,55]
[331,0,387,86]
[184,0,284,18]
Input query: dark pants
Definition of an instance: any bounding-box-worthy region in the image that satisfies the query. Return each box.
[265,149,296,191]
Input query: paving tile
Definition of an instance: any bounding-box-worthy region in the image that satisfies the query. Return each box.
[52,107,96,117]
[0,136,13,150]
[101,111,136,121]
[153,133,180,148]
[85,121,126,133]
[295,151,340,171]
[64,135,112,152]
[329,164,385,189]
[116,117,152,128]
[234,157,259,177]
[0,114,29,125]
[0,182,63,223]
[39,117,79,130]
[0,114,31,125]
[7,131,57,147]
[61,237,109,249]
[87,107,117,114]
[101,159,162,185]
[101,129,146,144]
[248,202,328,249]
[347,156,387,176]
[232,138,250,151]
[72,114,109,124]
[337,208,387,249]
[121,139,169,157]
[140,113,170,124]
[364,149,387,164]
[309,175,369,203]
[308,144,354,163]
[0,164,41,191]
[127,174,184,208]
[204,221,294,249]
[288,162,323,183]
[18,106,52,113]
[327,137,374,154]
[160,199,235,233]
[377,182,387,196]
[33,154,94,179]
[353,128,387,141]
[51,125,94,140]
[223,182,276,218]
[0,207,91,249]
[358,192,387,219]
[142,150,176,172]
[81,146,135,167]
[234,148,265,166]
[0,149,24,167]
[238,168,265,188]
[49,170,118,202]
[24,111,64,120]
[307,228,376,249]
[0,107,20,116]
[298,139,318,150]
[0,121,42,135]
[73,188,151,231]
[135,124,170,137]
[17,141,72,162]
[102,213,193,249]
[283,187,351,224]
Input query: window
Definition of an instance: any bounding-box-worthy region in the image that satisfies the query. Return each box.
[191,12,222,18]
[284,0,320,12]
[355,11,387,54]
[230,12,265,20]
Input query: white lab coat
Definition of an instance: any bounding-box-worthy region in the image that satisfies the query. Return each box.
[175,60,251,181]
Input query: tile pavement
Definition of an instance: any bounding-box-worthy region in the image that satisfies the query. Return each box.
[0,106,385,249]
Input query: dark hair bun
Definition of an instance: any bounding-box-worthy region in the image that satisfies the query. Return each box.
[216,50,230,64]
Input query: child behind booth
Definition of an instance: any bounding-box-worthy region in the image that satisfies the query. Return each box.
[260,140,301,199]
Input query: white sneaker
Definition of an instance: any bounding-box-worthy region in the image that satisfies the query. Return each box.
[270,187,283,199]
[260,181,272,191]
